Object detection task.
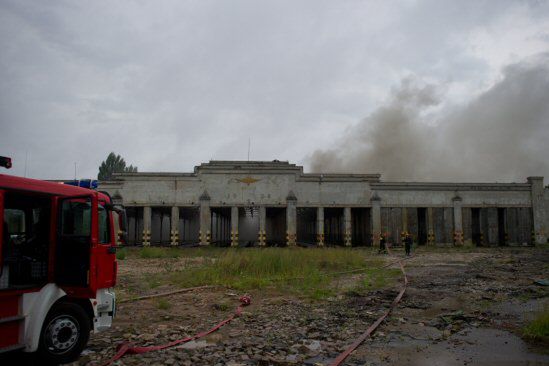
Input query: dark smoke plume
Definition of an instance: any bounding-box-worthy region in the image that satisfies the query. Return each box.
[309,56,549,182]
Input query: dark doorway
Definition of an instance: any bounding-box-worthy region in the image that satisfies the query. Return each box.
[381,207,403,245]
[266,207,286,246]
[297,207,317,245]
[178,207,200,244]
[126,207,143,246]
[239,207,259,246]
[324,208,344,246]
[417,208,428,245]
[498,208,506,246]
[472,208,481,246]
[351,208,371,246]
[151,207,171,246]
[211,207,231,246]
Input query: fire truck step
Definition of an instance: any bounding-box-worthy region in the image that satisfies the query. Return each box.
[0,343,26,354]
[0,315,25,324]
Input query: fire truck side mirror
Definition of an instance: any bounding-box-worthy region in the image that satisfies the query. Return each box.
[0,156,12,169]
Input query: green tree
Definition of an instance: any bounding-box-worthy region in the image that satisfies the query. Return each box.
[98,152,138,180]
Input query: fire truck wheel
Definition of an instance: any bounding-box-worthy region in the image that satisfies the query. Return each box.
[37,302,91,365]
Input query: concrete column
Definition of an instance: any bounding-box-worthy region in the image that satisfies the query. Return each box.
[199,191,211,245]
[427,207,435,245]
[258,206,266,246]
[528,177,547,245]
[170,206,179,246]
[344,207,352,246]
[371,194,381,247]
[143,206,151,246]
[286,191,297,246]
[230,206,239,247]
[452,196,463,245]
[317,207,324,246]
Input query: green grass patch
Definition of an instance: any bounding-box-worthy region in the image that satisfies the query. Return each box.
[139,246,183,259]
[414,245,479,254]
[523,306,549,342]
[120,246,224,259]
[153,248,390,299]
[156,298,171,310]
[359,267,401,290]
[116,247,127,260]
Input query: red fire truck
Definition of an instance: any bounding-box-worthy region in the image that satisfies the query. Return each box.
[0,162,125,364]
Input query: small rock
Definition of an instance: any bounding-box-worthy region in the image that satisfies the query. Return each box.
[178,340,212,350]
[286,354,300,363]
[139,333,156,341]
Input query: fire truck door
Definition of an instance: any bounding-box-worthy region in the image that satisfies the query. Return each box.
[55,195,96,288]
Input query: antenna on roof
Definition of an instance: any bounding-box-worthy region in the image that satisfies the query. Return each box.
[247,137,251,161]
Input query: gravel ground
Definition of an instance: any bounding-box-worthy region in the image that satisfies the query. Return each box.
[80,247,549,366]
[3,247,548,365]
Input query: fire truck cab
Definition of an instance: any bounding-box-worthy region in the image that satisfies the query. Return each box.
[0,174,124,364]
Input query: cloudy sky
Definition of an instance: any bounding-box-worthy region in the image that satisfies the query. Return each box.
[1,0,548,182]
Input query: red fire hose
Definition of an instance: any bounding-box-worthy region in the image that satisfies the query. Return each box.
[96,295,251,366]
[329,246,409,366]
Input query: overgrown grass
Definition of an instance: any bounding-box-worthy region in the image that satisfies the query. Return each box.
[153,248,389,299]
[414,244,480,253]
[120,246,223,260]
[357,267,402,290]
[139,247,183,259]
[523,306,549,342]
[116,247,127,260]
[156,298,172,310]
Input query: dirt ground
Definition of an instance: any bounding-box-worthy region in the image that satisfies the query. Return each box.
[74,247,549,366]
[7,247,549,366]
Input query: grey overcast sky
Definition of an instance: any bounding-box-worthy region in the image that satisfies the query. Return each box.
[1,0,549,181]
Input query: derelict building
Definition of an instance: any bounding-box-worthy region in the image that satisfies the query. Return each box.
[99,160,549,247]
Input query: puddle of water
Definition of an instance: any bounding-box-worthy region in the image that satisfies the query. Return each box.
[353,327,549,365]
[409,327,549,366]
[492,298,549,322]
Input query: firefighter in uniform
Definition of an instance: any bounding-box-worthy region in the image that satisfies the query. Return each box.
[378,233,386,254]
[404,233,413,256]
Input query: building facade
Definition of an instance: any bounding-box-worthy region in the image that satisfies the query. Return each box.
[99,160,549,247]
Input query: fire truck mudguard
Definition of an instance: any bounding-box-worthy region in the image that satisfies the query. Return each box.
[22,283,67,352]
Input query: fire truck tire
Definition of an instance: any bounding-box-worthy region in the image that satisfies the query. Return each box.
[37,302,91,365]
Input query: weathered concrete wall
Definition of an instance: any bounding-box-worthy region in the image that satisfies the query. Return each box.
[98,161,548,246]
